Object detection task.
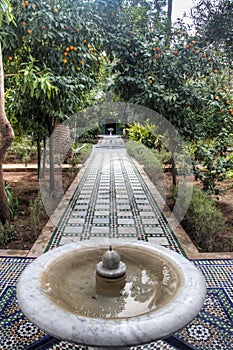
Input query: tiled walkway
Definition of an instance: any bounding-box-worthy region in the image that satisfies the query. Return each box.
[0,136,232,350]
[46,136,183,253]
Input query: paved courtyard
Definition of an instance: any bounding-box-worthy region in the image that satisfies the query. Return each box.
[0,136,232,349]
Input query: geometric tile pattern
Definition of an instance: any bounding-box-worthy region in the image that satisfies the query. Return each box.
[1,258,232,349]
[46,139,184,255]
[1,139,232,349]
[175,259,233,350]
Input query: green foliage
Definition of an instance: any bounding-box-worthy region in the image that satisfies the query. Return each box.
[152,148,171,165]
[15,56,59,100]
[126,121,163,150]
[192,0,233,65]
[29,195,46,239]
[77,125,101,143]
[4,181,18,218]
[191,138,233,194]
[76,143,92,163]
[2,0,104,143]
[0,0,14,25]
[6,136,37,163]
[68,143,92,167]
[125,140,164,193]
[174,186,227,252]
[0,221,16,245]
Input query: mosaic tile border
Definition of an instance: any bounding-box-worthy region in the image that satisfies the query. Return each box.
[0,257,232,349]
[45,146,184,256]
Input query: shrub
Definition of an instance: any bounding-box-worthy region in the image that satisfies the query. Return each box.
[29,195,46,240]
[4,181,18,218]
[6,136,37,163]
[126,121,163,150]
[174,186,227,252]
[77,125,101,143]
[152,148,171,165]
[125,140,165,195]
[0,221,16,245]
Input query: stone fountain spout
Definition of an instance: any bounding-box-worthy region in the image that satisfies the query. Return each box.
[96,245,127,296]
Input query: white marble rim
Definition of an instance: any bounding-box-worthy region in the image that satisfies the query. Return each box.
[17,239,206,348]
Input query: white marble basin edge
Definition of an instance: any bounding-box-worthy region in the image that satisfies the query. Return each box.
[17,239,206,348]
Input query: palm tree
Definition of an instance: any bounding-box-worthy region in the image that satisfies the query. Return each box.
[0,0,15,224]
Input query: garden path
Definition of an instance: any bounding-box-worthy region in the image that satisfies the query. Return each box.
[0,136,232,350]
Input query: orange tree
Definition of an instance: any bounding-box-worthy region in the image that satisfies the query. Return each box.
[91,0,232,139]
[191,0,233,65]
[91,0,233,189]
[1,0,103,190]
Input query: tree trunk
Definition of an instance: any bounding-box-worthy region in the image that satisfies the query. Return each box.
[37,131,41,178]
[47,117,56,193]
[49,130,55,192]
[171,156,177,187]
[0,43,14,224]
[167,0,173,34]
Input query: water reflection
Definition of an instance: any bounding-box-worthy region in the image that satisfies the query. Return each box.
[41,248,179,319]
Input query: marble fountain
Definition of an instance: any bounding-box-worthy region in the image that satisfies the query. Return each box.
[17,240,206,349]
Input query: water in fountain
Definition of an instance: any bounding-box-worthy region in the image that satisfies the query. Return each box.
[41,245,180,319]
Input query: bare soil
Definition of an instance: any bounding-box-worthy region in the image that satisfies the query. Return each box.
[1,168,232,252]
[1,168,78,250]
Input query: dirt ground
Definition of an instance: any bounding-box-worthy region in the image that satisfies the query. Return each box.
[1,168,233,252]
[1,169,77,250]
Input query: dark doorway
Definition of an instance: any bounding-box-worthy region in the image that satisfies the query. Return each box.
[105,121,116,135]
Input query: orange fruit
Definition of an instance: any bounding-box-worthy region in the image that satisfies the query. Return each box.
[64,52,68,56]
[73,47,77,51]
[202,53,207,58]
[77,67,81,71]
[28,29,32,34]
[173,50,178,56]
[213,69,218,74]
[65,47,70,52]
[41,26,46,31]
[70,46,74,50]
[63,59,68,64]
[22,22,27,26]
[8,56,13,61]
[83,39,87,43]
[155,47,161,52]
[226,100,231,105]
[54,9,58,13]
[149,79,153,85]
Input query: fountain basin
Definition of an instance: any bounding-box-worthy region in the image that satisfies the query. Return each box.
[17,240,206,348]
